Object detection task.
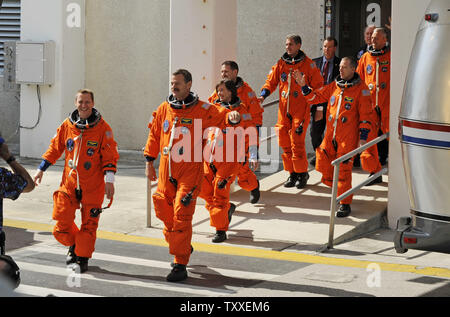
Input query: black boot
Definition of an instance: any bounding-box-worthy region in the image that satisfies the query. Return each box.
[336,204,351,218]
[212,230,227,243]
[66,245,77,265]
[353,154,361,167]
[228,203,236,222]
[76,257,89,273]
[167,264,188,282]
[295,172,310,189]
[367,173,382,186]
[249,181,260,204]
[284,173,298,188]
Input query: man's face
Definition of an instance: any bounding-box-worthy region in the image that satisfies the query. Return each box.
[285,38,301,57]
[220,65,238,82]
[217,84,232,103]
[171,74,192,101]
[339,59,355,81]
[365,26,376,45]
[76,93,94,119]
[371,30,387,50]
[323,40,336,60]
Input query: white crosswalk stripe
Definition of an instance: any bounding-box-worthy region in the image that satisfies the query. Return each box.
[30,245,279,281]
[15,261,233,296]
[8,242,280,297]
[15,284,101,297]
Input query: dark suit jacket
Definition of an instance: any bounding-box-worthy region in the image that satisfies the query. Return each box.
[313,55,341,85]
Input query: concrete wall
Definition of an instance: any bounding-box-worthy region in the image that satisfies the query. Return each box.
[237,0,323,151]
[0,77,20,153]
[84,0,323,153]
[19,0,85,158]
[170,0,237,102]
[3,0,324,156]
[85,0,170,152]
[388,0,431,228]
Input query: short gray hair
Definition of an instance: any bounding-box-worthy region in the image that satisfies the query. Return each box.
[373,27,388,38]
[286,34,302,45]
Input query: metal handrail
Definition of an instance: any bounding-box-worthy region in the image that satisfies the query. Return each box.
[262,99,279,109]
[260,99,279,143]
[326,132,389,249]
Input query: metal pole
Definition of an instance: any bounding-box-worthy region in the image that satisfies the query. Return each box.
[327,163,340,249]
[146,178,152,228]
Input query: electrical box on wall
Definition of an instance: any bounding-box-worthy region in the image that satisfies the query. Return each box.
[15,41,55,85]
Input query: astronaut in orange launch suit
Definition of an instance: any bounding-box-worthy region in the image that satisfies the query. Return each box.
[144,70,241,282]
[34,89,119,273]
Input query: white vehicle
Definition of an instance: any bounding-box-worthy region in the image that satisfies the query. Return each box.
[395,0,450,254]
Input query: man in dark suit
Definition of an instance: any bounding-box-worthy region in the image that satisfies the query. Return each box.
[310,37,341,166]
[356,25,376,61]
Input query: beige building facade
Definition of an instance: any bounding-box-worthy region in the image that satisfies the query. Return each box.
[0,0,437,229]
[84,0,323,151]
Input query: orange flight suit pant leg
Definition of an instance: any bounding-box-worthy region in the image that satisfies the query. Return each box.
[153,181,196,266]
[290,118,309,174]
[316,144,354,205]
[200,168,235,232]
[276,123,294,173]
[52,191,100,258]
[209,175,235,232]
[360,128,382,174]
[236,163,258,192]
[276,119,309,174]
[199,171,215,215]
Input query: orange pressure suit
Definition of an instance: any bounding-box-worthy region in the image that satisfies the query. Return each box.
[41,109,119,258]
[260,51,323,174]
[209,77,263,192]
[303,74,375,205]
[357,46,391,174]
[144,93,239,266]
[200,98,256,232]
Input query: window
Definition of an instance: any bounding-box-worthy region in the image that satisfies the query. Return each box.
[0,0,21,75]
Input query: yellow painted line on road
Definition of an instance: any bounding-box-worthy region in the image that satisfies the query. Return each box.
[5,218,450,279]
[4,219,54,233]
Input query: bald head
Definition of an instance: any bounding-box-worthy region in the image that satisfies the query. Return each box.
[364,25,376,45]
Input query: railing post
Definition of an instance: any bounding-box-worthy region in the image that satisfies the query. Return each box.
[325,132,389,250]
[146,178,152,228]
[327,163,340,249]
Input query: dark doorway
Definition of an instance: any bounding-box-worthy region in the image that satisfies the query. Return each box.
[330,0,391,58]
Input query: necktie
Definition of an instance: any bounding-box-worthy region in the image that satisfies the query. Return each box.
[322,60,329,84]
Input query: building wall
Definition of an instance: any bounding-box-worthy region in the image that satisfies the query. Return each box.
[84,0,323,152]
[85,0,170,152]
[19,0,85,158]
[0,77,20,153]
[237,0,323,154]
[388,0,431,227]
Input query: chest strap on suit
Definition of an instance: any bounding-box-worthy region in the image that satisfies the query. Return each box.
[68,132,83,201]
[375,58,380,114]
[332,90,344,151]
[207,127,221,175]
[165,117,179,188]
[286,68,293,121]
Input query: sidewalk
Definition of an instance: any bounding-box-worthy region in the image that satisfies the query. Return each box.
[2,154,450,272]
